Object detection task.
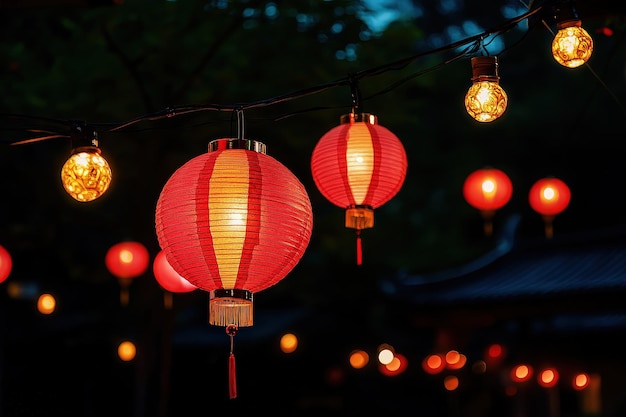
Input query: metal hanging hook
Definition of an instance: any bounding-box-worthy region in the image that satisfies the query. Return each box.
[236,108,245,140]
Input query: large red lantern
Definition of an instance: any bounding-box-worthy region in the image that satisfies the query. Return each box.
[529,176,571,238]
[0,244,12,284]
[463,167,513,236]
[155,138,313,399]
[311,112,407,265]
[153,250,197,309]
[105,241,150,306]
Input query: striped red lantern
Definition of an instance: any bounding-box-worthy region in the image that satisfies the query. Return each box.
[156,138,313,326]
[311,113,407,265]
[529,176,571,238]
[155,138,313,399]
[463,167,513,237]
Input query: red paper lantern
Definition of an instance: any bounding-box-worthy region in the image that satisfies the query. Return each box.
[153,250,197,293]
[153,250,196,309]
[463,167,513,236]
[311,113,407,265]
[529,176,571,238]
[105,241,150,306]
[0,244,12,284]
[156,138,313,326]
[156,138,313,399]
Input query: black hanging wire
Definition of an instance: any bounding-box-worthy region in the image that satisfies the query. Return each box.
[2,1,624,145]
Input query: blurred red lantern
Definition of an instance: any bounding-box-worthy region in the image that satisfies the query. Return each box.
[153,250,197,309]
[529,177,571,238]
[155,138,313,399]
[311,112,407,265]
[0,244,12,284]
[105,241,150,306]
[463,167,513,236]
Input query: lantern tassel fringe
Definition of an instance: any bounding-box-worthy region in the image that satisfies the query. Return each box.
[227,324,238,399]
[229,352,237,399]
[356,230,362,266]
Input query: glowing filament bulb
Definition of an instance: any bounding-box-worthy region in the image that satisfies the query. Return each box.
[61,148,112,202]
[465,56,508,123]
[552,22,593,68]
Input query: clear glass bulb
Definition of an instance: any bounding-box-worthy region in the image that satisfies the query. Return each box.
[464,79,508,123]
[552,22,593,68]
[61,150,112,202]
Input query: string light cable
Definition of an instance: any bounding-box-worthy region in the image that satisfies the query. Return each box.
[0,0,622,147]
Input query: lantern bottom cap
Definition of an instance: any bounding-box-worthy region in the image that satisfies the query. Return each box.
[209,289,253,327]
[346,206,374,230]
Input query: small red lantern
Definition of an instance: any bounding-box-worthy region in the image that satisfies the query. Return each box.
[153,250,197,309]
[463,167,513,236]
[311,112,407,265]
[529,177,571,238]
[0,244,12,284]
[105,241,150,306]
[155,138,313,399]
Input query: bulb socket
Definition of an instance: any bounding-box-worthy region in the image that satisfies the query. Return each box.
[470,56,500,82]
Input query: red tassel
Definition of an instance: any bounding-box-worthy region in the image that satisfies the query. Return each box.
[228,352,237,399]
[356,231,362,266]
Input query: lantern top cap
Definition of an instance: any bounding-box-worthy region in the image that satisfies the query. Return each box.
[340,113,378,125]
[208,138,266,154]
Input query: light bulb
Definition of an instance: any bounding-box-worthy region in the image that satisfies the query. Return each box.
[61,129,112,202]
[552,20,593,68]
[550,1,593,69]
[464,56,508,123]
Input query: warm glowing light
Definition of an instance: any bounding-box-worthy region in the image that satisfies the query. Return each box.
[511,364,533,383]
[105,241,150,279]
[444,375,459,391]
[0,244,12,284]
[552,22,593,68]
[529,177,571,238]
[106,241,150,306]
[118,340,137,361]
[423,353,446,375]
[61,150,112,202]
[464,56,507,122]
[378,348,394,365]
[156,138,313,328]
[463,167,513,236]
[487,343,503,359]
[280,333,298,354]
[379,353,408,376]
[445,350,460,365]
[573,372,590,390]
[349,350,369,369]
[485,343,506,368]
[447,353,467,370]
[538,367,559,388]
[37,293,56,314]
[311,113,407,265]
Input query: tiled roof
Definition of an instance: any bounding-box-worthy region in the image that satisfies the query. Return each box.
[381,214,626,308]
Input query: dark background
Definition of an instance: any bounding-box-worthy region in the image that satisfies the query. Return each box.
[1,0,626,416]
